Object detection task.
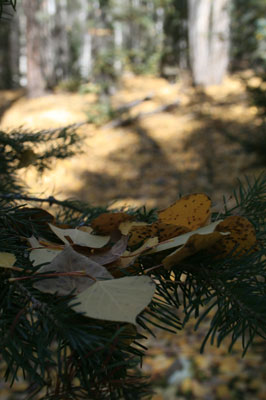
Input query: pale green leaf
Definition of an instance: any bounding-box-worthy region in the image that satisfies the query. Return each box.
[72,275,156,325]
[49,224,110,248]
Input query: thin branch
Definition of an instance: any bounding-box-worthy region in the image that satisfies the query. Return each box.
[0,193,85,212]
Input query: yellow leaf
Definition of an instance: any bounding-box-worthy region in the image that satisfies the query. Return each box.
[0,252,16,268]
[72,275,156,325]
[127,224,154,246]
[151,221,190,242]
[49,223,110,248]
[210,215,257,257]
[158,193,211,230]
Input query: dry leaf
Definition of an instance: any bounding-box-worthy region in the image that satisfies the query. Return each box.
[158,193,211,230]
[127,224,154,247]
[149,220,226,255]
[72,275,156,325]
[89,235,128,265]
[151,222,190,242]
[120,237,159,268]
[30,247,61,267]
[163,231,226,269]
[210,216,257,257]
[0,252,16,268]
[91,212,133,234]
[119,221,147,236]
[33,246,113,295]
[49,224,110,248]
[77,226,93,234]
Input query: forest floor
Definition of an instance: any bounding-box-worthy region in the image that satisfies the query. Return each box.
[0,71,265,399]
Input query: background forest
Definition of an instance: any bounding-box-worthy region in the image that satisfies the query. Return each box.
[0,1,266,400]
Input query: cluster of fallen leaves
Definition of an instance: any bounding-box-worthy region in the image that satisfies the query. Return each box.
[0,193,257,326]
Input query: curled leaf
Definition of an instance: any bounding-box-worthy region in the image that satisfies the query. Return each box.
[150,220,226,255]
[72,275,156,325]
[163,231,226,269]
[49,224,110,248]
[210,216,257,257]
[158,193,211,230]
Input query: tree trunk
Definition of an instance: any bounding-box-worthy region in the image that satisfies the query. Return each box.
[24,0,46,97]
[188,0,230,86]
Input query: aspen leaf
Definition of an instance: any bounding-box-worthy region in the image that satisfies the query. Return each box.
[0,252,16,268]
[91,212,133,234]
[119,221,147,236]
[120,237,159,268]
[158,193,211,230]
[210,216,257,257]
[33,246,113,295]
[163,231,226,269]
[30,247,61,268]
[149,220,226,255]
[127,224,154,247]
[77,226,93,234]
[72,275,156,325]
[49,224,110,248]
[89,235,128,265]
[151,222,190,242]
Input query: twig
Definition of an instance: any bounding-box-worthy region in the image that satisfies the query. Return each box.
[0,193,85,212]
[103,99,180,129]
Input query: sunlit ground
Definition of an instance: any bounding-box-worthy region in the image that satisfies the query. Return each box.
[0,71,265,399]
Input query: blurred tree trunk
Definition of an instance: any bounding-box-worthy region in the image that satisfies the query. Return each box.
[24,0,46,97]
[188,0,230,86]
[0,15,20,89]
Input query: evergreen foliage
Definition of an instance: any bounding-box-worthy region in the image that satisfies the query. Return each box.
[0,126,265,398]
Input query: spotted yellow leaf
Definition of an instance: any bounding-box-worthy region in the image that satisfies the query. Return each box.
[158,193,211,230]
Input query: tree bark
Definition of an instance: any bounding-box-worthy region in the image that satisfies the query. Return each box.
[24,0,46,97]
[188,0,230,86]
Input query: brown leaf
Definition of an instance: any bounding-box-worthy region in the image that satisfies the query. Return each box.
[33,246,113,295]
[89,235,129,265]
[91,212,133,234]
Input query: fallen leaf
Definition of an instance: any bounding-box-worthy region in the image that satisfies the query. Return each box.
[151,222,190,242]
[91,212,133,234]
[72,275,156,325]
[163,231,226,269]
[49,223,110,248]
[127,224,154,247]
[77,226,93,234]
[33,246,113,295]
[210,216,257,257]
[158,193,211,230]
[149,220,226,255]
[30,247,61,267]
[119,221,147,236]
[120,237,159,268]
[0,252,16,268]
[89,235,128,265]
